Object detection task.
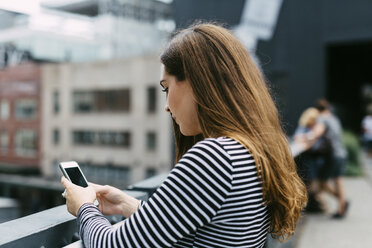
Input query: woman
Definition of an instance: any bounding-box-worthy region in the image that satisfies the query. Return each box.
[293,107,320,154]
[292,107,324,212]
[62,23,307,247]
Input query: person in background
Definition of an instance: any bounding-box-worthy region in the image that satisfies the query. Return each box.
[313,99,349,219]
[61,22,307,247]
[293,107,321,154]
[293,107,324,212]
[361,105,372,156]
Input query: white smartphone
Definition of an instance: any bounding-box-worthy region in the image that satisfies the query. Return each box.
[59,161,89,188]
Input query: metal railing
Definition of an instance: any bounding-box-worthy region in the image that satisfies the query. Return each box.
[0,174,167,248]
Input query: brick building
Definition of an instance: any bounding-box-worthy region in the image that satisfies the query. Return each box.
[0,63,41,173]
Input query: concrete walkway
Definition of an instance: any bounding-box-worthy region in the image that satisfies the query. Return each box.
[295,153,372,248]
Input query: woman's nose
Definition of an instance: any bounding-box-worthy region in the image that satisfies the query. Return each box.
[165,105,170,112]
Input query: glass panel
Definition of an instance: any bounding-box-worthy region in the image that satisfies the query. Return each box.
[145,168,157,179]
[14,129,37,157]
[15,99,36,120]
[147,86,157,113]
[73,91,94,113]
[53,91,60,114]
[0,100,10,120]
[73,130,131,148]
[73,89,130,113]
[53,129,60,145]
[146,132,156,151]
[0,130,9,155]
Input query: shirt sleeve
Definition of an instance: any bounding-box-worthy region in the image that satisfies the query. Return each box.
[317,116,327,126]
[77,139,233,248]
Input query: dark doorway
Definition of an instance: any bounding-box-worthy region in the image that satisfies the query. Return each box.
[326,41,372,133]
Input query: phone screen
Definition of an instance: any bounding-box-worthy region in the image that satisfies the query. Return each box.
[65,167,88,187]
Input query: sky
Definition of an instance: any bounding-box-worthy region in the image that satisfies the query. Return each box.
[0,0,174,16]
[0,0,42,15]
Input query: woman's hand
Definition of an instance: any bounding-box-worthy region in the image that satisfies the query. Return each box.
[61,177,97,216]
[90,183,140,218]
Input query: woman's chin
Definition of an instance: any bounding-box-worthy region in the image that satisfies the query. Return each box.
[180,127,201,137]
[180,129,192,136]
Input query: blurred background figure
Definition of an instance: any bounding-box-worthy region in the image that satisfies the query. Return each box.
[293,107,324,213]
[291,108,319,157]
[313,99,349,219]
[361,105,372,156]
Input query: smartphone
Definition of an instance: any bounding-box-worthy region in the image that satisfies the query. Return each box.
[59,161,89,188]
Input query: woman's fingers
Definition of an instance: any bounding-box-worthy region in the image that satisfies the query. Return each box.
[89,182,104,191]
[90,183,110,194]
[88,182,99,187]
[61,176,73,188]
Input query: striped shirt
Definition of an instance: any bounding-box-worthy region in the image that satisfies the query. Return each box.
[78,137,270,247]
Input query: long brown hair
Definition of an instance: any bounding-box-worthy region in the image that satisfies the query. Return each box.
[160,22,307,241]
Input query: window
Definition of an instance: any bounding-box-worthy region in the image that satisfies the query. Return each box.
[73,130,95,145]
[146,132,157,151]
[79,162,131,187]
[145,168,157,179]
[73,130,131,148]
[15,99,36,120]
[53,160,60,178]
[73,91,93,113]
[14,129,37,157]
[116,166,131,184]
[0,130,8,155]
[53,91,60,114]
[73,89,130,113]
[53,129,60,145]
[97,131,131,147]
[147,86,157,113]
[0,100,9,120]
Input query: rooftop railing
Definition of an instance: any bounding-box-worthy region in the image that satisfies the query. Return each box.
[0,173,167,248]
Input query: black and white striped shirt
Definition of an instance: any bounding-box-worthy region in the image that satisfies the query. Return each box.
[78,137,270,247]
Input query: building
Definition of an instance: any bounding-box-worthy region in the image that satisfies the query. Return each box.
[0,0,175,183]
[41,54,172,187]
[256,0,372,133]
[172,0,372,134]
[0,62,41,173]
[0,0,174,63]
